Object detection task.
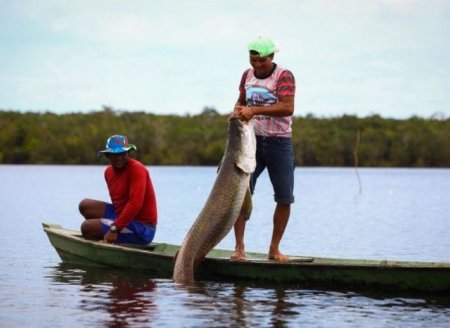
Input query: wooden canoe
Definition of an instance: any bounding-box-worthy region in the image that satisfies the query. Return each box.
[42,223,450,294]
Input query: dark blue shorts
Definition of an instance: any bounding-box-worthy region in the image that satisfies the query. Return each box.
[101,203,156,245]
[251,136,295,204]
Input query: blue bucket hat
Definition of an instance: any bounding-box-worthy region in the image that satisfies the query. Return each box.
[98,135,137,155]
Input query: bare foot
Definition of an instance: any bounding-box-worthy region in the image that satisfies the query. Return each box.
[268,252,289,262]
[231,248,246,261]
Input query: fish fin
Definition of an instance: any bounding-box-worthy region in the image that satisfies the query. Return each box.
[240,188,253,221]
[193,258,200,270]
[217,157,224,173]
[235,158,256,174]
[234,154,256,174]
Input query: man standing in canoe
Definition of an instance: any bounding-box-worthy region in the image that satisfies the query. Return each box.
[79,135,157,245]
[232,36,296,262]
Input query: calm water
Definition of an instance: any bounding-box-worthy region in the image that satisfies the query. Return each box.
[0,165,449,327]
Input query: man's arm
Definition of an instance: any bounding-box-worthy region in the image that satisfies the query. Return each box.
[237,95,294,121]
[112,166,147,230]
[231,92,247,116]
[237,69,295,121]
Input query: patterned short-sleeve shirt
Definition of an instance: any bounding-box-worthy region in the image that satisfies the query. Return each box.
[239,64,295,137]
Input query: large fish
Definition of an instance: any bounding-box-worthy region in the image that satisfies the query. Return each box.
[173,117,256,283]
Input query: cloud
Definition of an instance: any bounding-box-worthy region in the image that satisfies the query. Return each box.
[1,0,449,117]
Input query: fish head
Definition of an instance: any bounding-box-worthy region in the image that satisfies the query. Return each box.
[228,118,256,174]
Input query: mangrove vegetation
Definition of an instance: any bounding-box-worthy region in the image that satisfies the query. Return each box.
[0,108,449,167]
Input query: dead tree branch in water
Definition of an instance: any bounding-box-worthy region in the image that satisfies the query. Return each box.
[353,129,363,194]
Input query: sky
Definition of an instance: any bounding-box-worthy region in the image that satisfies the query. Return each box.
[1,0,449,119]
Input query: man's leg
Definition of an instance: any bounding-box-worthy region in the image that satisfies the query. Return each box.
[79,198,108,219]
[264,137,294,262]
[81,219,105,240]
[79,198,108,240]
[231,213,246,260]
[268,203,290,262]
[231,135,264,261]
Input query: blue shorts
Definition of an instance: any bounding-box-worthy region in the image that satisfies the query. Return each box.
[251,136,295,205]
[101,203,156,245]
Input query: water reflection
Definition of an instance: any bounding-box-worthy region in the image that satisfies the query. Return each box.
[49,263,157,327]
[173,281,450,327]
[172,282,305,327]
[47,263,450,327]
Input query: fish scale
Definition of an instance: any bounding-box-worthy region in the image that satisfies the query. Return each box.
[173,118,256,283]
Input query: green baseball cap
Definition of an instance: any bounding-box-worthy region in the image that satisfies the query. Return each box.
[248,36,278,57]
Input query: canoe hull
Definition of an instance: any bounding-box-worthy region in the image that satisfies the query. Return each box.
[43,223,450,294]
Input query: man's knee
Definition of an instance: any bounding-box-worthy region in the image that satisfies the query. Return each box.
[78,198,91,217]
[80,220,90,237]
[79,198,105,219]
[81,219,103,240]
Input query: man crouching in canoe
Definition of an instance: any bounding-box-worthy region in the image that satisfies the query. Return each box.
[79,135,157,245]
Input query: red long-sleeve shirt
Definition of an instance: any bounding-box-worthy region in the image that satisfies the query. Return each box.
[105,158,157,229]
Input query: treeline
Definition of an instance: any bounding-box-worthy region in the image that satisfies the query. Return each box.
[1,108,449,167]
